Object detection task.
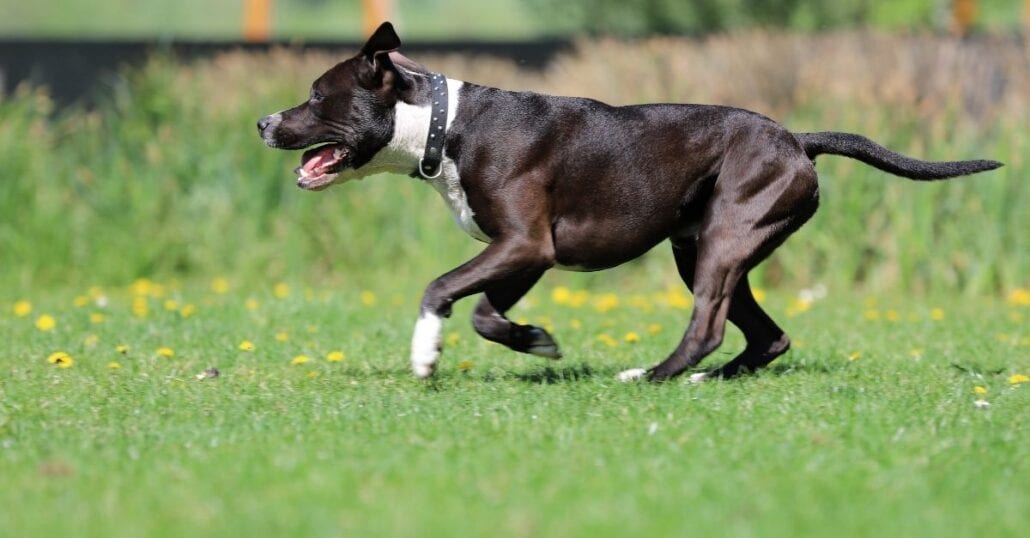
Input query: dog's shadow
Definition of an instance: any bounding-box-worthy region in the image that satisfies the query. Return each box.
[510,364,598,384]
[507,357,839,385]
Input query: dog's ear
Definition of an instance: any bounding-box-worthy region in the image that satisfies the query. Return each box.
[361,22,402,67]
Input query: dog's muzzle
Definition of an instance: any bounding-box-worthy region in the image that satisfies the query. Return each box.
[257,113,283,146]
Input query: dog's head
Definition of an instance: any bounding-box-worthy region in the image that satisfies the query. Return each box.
[257,22,424,190]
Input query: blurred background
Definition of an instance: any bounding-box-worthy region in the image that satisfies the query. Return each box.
[0,0,1026,297]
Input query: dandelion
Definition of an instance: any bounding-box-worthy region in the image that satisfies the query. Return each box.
[116,344,130,354]
[13,300,32,317]
[446,332,461,346]
[551,286,572,305]
[569,318,582,330]
[593,293,620,313]
[163,299,179,312]
[35,314,56,331]
[786,297,812,317]
[291,355,310,365]
[624,331,641,343]
[360,290,377,306]
[848,351,861,361]
[273,282,290,299]
[156,347,175,358]
[131,278,154,296]
[973,386,987,395]
[211,277,230,294]
[909,348,924,360]
[239,340,255,352]
[1008,374,1029,385]
[752,288,767,304]
[457,360,474,371]
[179,304,196,318]
[275,331,289,342]
[663,288,692,310]
[83,333,99,346]
[326,351,345,362]
[245,298,259,311]
[47,351,74,368]
[647,323,663,335]
[863,309,880,321]
[885,309,899,322]
[89,312,106,324]
[597,334,618,348]
[107,362,121,369]
[930,308,945,321]
[73,295,89,308]
[132,297,149,318]
[1006,288,1030,307]
[306,371,320,379]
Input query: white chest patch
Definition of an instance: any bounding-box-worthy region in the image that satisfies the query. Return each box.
[426,162,491,243]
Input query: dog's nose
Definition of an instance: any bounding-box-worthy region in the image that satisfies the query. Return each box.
[257,116,271,134]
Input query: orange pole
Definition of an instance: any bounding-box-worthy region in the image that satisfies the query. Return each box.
[243,0,272,42]
[362,0,393,36]
[1025,0,1030,29]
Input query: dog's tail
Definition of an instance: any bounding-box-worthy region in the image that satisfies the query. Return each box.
[794,131,1002,180]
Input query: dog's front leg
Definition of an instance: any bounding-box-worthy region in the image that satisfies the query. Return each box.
[411,237,555,378]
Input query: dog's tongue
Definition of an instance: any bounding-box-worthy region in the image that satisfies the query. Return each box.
[301,144,344,175]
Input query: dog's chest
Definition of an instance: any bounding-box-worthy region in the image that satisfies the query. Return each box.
[427,164,490,243]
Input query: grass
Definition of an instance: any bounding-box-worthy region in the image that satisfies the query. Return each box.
[1,280,1028,536]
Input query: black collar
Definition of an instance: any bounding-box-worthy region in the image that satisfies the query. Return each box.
[418,72,449,179]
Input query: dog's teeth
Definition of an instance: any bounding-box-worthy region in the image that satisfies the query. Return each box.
[333,148,345,160]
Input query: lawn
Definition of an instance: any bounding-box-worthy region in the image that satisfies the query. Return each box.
[1,281,1027,537]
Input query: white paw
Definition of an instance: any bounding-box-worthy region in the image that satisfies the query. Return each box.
[410,313,443,378]
[687,372,709,384]
[616,368,647,382]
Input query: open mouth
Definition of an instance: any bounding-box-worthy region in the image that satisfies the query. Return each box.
[294,143,350,190]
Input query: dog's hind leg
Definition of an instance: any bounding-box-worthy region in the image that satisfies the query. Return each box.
[670,241,791,380]
[471,272,561,359]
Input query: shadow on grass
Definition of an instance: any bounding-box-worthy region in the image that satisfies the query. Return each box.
[510,364,597,384]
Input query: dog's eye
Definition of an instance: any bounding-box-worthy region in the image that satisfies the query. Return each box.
[310,90,324,103]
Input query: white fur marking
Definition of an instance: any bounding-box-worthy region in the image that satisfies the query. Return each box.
[688,372,709,384]
[410,313,443,378]
[616,368,647,382]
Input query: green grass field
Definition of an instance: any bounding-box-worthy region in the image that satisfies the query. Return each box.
[2,281,1027,536]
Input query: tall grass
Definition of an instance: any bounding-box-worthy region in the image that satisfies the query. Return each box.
[0,32,1025,295]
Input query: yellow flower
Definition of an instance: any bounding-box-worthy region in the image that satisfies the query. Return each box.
[1008,373,1029,385]
[89,312,106,324]
[47,351,74,368]
[973,386,987,395]
[326,351,345,362]
[597,334,618,348]
[211,277,230,294]
[273,282,290,299]
[35,314,56,331]
[73,295,89,308]
[157,347,175,358]
[107,362,121,369]
[624,331,641,343]
[13,300,32,317]
[647,323,663,335]
[179,304,196,318]
[163,299,179,312]
[457,360,474,371]
[446,332,461,345]
[83,333,99,346]
[132,297,149,318]
[239,340,255,352]
[569,318,582,330]
[592,293,620,313]
[848,351,861,361]
[551,286,572,305]
[275,331,289,342]
[930,308,945,321]
[131,278,154,296]
[360,290,377,306]
[306,370,320,379]
[663,288,692,310]
[885,309,899,322]
[245,298,260,311]
[786,298,812,317]
[291,354,310,365]
[1007,288,1030,307]
[116,344,130,354]
[752,288,767,304]
[863,309,880,321]
[909,348,924,359]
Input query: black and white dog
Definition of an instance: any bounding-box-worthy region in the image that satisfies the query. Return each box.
[258,23,1001,382]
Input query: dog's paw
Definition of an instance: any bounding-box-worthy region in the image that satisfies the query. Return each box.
[616,368,647,382]
[525,327,562,359]
[687,372,709,384]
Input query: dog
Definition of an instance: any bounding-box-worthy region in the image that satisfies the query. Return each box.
[258,22,1001,382]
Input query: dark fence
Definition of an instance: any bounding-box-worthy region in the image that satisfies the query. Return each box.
[0,39,571,106]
